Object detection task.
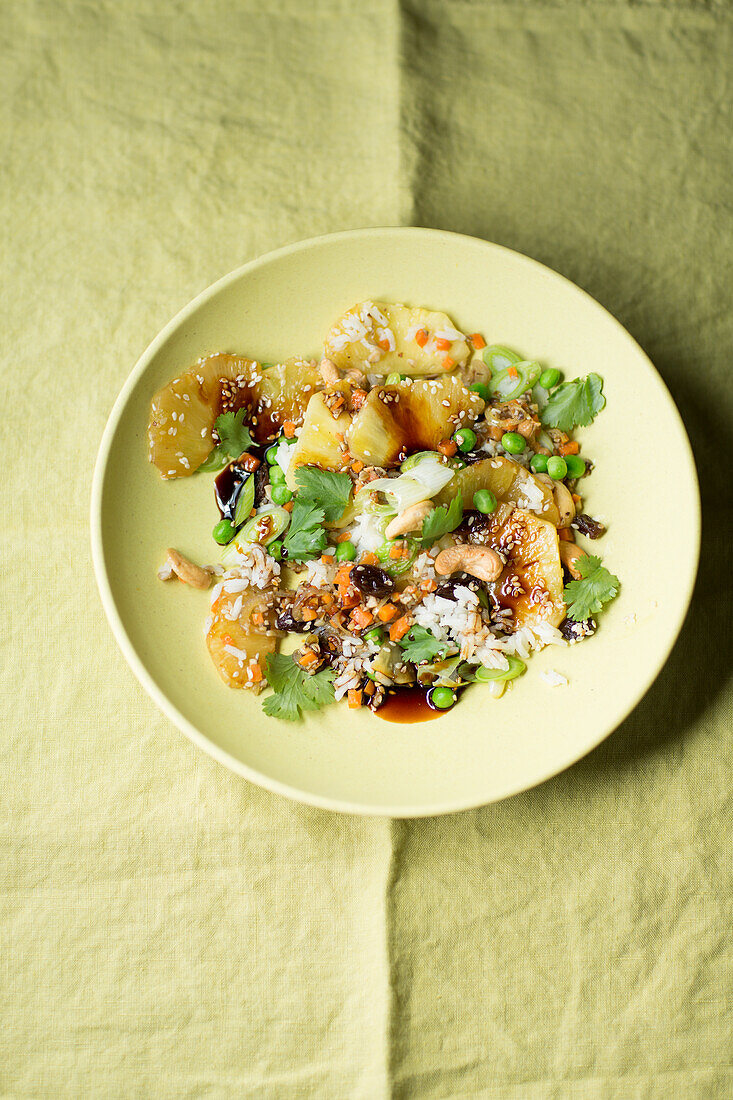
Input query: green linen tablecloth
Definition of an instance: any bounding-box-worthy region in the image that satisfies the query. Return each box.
[2,1,731,1096]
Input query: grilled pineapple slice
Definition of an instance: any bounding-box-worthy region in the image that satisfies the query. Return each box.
[324,301,470,377]
[253,357,322,440]
[207,587,276,689]
[149,355,323,478]
[484,507,565,628]
[434,457,560,526]
[149,353,259,478]
[347,376,484,466]
[285,384,352,488]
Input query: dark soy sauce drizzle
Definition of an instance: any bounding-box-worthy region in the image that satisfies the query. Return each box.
[377,686,443,723]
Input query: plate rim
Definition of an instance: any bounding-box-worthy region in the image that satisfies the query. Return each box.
[90,226,701,817]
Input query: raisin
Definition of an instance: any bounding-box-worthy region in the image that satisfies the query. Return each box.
[573,514,605,539]
[350,564,394,597]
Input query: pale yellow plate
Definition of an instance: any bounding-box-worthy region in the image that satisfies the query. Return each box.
[91,229,699,816]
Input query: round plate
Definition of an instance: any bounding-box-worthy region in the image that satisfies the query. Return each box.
[91,228,699,816]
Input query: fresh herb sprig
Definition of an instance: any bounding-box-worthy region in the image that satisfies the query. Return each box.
[564,554,620,621]
[262,653,336,721]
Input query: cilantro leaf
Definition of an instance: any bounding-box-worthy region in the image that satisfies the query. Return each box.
[294,466,353,523]
[564,554,620,622]
[283,498,327,561]
[262,653,335,721]
[420,492,464,548]
[214,408,254,459]
[540,373,606,433]
[399,625,449,664]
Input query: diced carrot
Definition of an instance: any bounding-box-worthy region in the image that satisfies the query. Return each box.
[335,563,353,586]
[251,611,265,626]
[435,337,452,351]
[572,493,582,505]
[438,439,457,457]
[301,608,317,622]
[283,420,296,438]
[414,328,428,347]
[419,578,437,593]
[559,440,580,456]
[351,389,367,410]
[507,366,518,381]
[282,501,293,512]
[389,542,407,560]
[377,603,398,623]
[378,338,391,352]
[249,662,263,683]
[558,528,575,542]
[250,509,257,518]
[360,552,379,565]
[347,689,363,709]
[222,634,234,647]
[389,614,412,642]
[350,606,374,630]
[321,554,335,565]
[297,649,320,669]
[336,532,352,543]
[340,591,360,610]
[442,355,455,370]
[363,679,375,697]
[335,431,345,443]
[470,333,486,350]
[351,460,364,474]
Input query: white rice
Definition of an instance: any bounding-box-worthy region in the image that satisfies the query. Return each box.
[540,669,568,687]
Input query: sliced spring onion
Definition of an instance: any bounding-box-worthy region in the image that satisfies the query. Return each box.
[474,655,527,682]
[482,345,522,372]
[376,537,419,576]
[198,445,228,473]
[365,475,434,511]
[220,506,291,566]
[487,360,542,402]
[233,473,256,527]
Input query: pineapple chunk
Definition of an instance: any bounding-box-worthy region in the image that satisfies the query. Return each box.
[485,508,565,628]
[347,376,484,466]
[206,587,276,688]
[434,457,560,526]
[324,301,470,377]
[286,385,352,489]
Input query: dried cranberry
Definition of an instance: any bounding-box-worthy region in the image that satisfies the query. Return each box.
[573,514,605,539]
[350,564,394,597]
[559,617,596,641]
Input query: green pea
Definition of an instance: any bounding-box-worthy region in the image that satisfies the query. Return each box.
[212,519,236,545]
[474,489,497,515]
[385,372,403,384]
[453,427,477,452]
[564,454,586,479]
[547,456,568,479]
[364,626,385,646]
[265,445,280,465]
[539,368,562,389]
[284,435,298,445]
[530,453,549,473]
[469,383,490,402]
[271,484,293,505]
[430,686,456,710]
[269,464,286,485]
[269,539,283,559]
[335,540,356,562]
[501,431,526,455]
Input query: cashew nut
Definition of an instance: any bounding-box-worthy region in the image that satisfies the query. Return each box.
[535,473,576,527]
[384,500,433,540]
[559,541,587,580]
[163,548,212,589]
[434,544,503,583]
[319,357,340,384]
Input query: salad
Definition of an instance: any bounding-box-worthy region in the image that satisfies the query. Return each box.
[150,300,619,720]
